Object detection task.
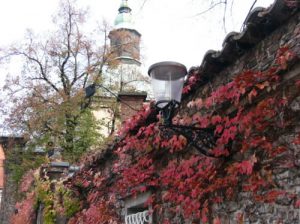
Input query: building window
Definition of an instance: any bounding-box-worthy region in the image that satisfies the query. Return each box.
[125,210,150,224]
[124,192,152,224]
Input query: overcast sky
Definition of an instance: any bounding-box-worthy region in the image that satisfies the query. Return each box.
[0,0,274,85]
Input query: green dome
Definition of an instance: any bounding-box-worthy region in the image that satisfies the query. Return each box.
[114,0,135,29]
[115,13,133,26]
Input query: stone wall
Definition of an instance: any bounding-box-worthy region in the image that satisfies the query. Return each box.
[184,12,300,105]
[174,7,300,224]
[55,2,300,224]
[211,120,300,223]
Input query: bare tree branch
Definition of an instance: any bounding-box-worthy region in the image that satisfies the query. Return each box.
[223,0,228,33]
[240,0,258,31]
[140,0,148,11]
[16,52,60,93]
[192,1,226,17]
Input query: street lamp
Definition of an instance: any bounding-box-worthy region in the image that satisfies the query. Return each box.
[148,61,218,157]
[148,61,187,125]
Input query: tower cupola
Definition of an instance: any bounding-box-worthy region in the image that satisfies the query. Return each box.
[109,0,141,65]
[114,0,134,30]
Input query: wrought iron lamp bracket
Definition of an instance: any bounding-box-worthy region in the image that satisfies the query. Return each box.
[156,100,179,126]
[156,101,218,158]
[159,124,217,157]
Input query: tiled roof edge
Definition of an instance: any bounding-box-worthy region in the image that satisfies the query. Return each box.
[190,0,299,78]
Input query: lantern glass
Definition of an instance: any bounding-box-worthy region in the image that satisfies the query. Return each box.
[148,61,187,108]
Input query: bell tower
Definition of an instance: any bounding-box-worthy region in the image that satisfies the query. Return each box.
[92,0,149,134]
[109,0,141,66]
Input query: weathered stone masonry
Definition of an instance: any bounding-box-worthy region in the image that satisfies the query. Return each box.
[46,1,300,223]
[176,2,300,223]
[117,1,300,223]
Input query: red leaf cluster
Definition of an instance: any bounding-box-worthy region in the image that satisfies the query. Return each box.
[64,46,299,222]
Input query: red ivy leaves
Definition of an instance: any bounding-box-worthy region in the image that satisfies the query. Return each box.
[10,192,36,224]
[19,170,35,193]
[63,46,298,223]
[211,115,222,125]
[293,133,300,145]
[295,199,300,208]
[118,104,154,136]
[112,46,297,222]
[276,46,296,69]
[112,47,297,221]
[236,155,257,175]
[68,200,120,224]
[255,190,286,203]
[182,70,201,94]
[168,135,187,153]
[213,217,221,224]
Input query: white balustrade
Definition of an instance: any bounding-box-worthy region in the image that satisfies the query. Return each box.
[125,210,150,224]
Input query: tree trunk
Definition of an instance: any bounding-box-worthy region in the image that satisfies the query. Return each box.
[64,114,76,154]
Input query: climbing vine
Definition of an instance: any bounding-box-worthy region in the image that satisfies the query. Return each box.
[10,44,300,223]
[10,170,80,224]
[63,45,300,223]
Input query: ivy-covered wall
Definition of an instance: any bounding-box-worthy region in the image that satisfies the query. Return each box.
[62,2,300,224]
[0,137,46,224]
[9,1,300,224]
[178,9,300,223]
[0,138,26,224]
[0,166,18,224]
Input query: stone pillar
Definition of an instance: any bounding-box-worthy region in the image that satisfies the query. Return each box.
[118,91,147,123]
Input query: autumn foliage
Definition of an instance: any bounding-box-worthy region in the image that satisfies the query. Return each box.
[53,45,300,223]
[10,192,36,224]
[10,43,300,223]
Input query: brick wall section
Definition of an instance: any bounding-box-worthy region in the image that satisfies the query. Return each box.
[118,92,147,123]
